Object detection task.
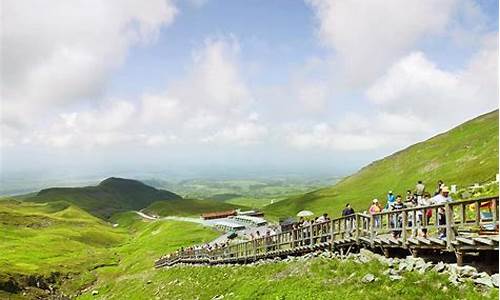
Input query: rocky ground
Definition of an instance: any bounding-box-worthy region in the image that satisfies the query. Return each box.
[172,248,500,293]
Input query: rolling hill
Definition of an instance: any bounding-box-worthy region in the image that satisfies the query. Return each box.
[26,177,183,218]
[265,110,499,219]
[0,199,218,299]
[143,198,245,217]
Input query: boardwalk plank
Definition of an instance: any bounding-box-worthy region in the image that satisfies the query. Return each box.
[456,237,475,245]
[427,237,446,246]
[472,237,494,245]
[416,237,432,245]
[407,238,419,245]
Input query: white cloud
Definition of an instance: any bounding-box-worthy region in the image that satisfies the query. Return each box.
[1,36,264,148]
[306,0,455,85]
[297,81,328,112]
[366,34,498,129]
[170,37,252,113]
[288,31,498,152]
[286,111,429,151]
[1,0,177,125]
[140,94,182,125]
[202,121,268,145]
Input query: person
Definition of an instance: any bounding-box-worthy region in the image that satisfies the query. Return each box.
[419,193,432,238]
[386,191,395,209]
[405,190,413,202]
[391,195,406,238]
[416,180,425,197]
[431,186,453,239]
[316,214,325,223]
[342,203,355,236]
[369,199,382,228]
[319,213,330,242]
[302,219,311,244]
[435,180,444,196]
[265,230,273,251]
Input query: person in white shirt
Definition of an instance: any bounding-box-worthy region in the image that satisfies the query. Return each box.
[431,186,453,238]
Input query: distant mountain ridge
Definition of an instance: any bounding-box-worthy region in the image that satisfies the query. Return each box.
[29,177,182,218]
[265,110,499,219]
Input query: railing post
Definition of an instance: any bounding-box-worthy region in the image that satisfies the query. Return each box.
[309,223,313,245]
[492,199,498,227]
[475,201,481,226]
[370,215,375,246]
[460,203,466,225]
[445,203,455,251]
[355,214,360,242]
[330,220,335,249]
[401,211,407,246]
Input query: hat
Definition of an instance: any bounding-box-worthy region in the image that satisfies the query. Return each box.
[372,199,379,203]
[388,191,393,194]
[441,186,450,193]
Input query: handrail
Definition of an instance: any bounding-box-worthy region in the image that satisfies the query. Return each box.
[157,196,499,265]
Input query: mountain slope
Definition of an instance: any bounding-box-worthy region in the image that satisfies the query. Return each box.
[265,110,499,219]
[143,198,246,217]
[27,177,182,218]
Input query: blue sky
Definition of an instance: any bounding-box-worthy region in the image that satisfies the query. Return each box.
[1,0,498,183]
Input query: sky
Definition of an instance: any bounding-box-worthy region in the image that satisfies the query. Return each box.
[1,0,499,183]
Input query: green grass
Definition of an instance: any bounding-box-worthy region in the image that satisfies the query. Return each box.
[145,177,338,209]
[78,256,498,300]
[0,199,219,299]
[224,196,277,209]
[143,198,248,217]
[2,199,497,300]
[0,199,129,298]
[265,110,499,220]
[24,177,182,219]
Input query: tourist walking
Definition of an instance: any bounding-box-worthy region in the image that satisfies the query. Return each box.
[342,203,355,237]
[391,195,406,238]
[431,186,453,239]
[369,199,382,228]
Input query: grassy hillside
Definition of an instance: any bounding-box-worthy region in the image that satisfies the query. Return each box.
[0,199,127,299]
[265,110,499,219]
[78,256,497,300]
[26,177,182,218]
[0,200,218,299]
[143,198,247,217]
[2,200,496,299]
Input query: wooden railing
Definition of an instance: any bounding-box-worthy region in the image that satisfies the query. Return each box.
[157,196,499,266]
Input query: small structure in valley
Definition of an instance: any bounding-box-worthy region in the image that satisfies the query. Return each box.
[201,210,237,220]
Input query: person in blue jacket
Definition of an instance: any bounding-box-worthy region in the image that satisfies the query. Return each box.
[386,191,396,209]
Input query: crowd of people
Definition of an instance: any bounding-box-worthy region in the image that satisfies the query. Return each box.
[362,179,453,239]
[167,180,456,259]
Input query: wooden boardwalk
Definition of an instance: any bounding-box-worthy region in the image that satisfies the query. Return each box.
[155,196,499,268]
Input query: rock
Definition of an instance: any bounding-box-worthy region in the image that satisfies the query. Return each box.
[457,265,477,277]
[472,272,489,279]
[434,262,446,273]
[91,290,99,295]
[359,256,371,264]
[404,263,414,272]
[361,274,376,283]
[360,249,376,260]
[414,260,429,273]
[474,275,494,288]
[398,262,407,272]
[389,275,403,281]
[446,264,458,275]
[147,280,152,284]
[491,274,499,288]
[211,295,224,300]
[449,274,460,286]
